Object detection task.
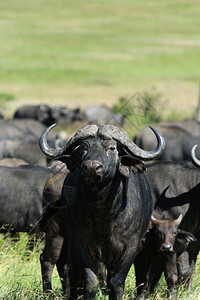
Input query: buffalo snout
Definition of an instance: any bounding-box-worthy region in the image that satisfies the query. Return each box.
[161,243,173,252]
[82,160,104,176]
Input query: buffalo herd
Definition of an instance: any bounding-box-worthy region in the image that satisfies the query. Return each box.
[2,103,200,299]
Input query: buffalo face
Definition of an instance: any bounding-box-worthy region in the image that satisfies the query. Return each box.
[151,215,183,253]
[79,138,119,188]
[151,214,196,254]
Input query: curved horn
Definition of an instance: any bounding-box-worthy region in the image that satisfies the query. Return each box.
[151,215,157,224]
[39,124,98,159]
[174,214,183,226]
[98,125,165,161]
[39,124,66,158]
[191,144,200,167]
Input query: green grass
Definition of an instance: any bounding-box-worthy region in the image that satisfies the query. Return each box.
[1,234,200,299]
[0,0,199,114]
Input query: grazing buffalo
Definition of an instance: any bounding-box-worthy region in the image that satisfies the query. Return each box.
[57,106,86,126]
[39,124,165,299]
[134,214,196,300]
[13,104,61,127]
[134,148,200,296]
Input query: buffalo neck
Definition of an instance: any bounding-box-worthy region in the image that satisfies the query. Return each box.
[76,170,128,216]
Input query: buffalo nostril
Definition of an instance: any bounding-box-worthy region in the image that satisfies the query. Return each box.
[83,160,104,174]
[93,162,103,172]
[161,243,172,252]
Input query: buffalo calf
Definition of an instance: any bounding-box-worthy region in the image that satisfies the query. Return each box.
[134,214,196,300]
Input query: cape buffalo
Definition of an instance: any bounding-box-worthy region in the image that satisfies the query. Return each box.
[13,104,60,127]
[39,124,165,299]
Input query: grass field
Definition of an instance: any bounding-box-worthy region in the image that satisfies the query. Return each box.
[0,0,200,116]
[1,234,200,299]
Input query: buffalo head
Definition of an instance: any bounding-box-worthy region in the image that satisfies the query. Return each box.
[39,124,165,189]
[151,214,196,253]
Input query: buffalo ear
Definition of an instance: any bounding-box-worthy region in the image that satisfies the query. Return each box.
[177,230,196,244]
[118,155,146,177]
[49,155,76,171]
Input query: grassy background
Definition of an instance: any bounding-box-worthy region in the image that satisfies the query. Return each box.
[0,0,200,116]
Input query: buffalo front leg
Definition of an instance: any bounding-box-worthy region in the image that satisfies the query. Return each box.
[107,261,133,300]
[164,254,178,299]
[107,273,125,300]
[40,234,64,293]
[84,267,98,300]
[134,250,149,300]
[56,237,70,296]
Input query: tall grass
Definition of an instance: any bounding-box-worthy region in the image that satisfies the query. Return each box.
[1,234,200,299]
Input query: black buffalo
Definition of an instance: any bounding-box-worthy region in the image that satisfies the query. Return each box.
[13,104,61,127]
[39,124,165,299]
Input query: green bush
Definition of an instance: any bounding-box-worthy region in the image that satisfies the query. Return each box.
[113,87,165,138]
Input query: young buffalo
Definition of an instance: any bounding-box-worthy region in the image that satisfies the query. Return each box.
[134,214,196,299]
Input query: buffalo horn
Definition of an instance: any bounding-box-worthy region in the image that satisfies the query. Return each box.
[98,125,165,161]
[39,124,98,159]
[151,215,157,224]
[39,124,165,160]
[173,214,183,226]
[151,214,182,226]
[191,144,200,167]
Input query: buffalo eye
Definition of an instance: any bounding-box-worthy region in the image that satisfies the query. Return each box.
[107,146,116,151]
[83,149,88,156]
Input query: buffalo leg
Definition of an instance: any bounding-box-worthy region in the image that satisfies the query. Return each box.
[40,234,64,292]
[148,263,163,295]
[107,272,125,300]
[98,262,107,292]
[107,260,133,300]
[134,249,150,300]
[68,239,84,300]
[177,251,193,288]
[178,249,198,290]
[84,267,98,300]
[56,237,70,296]
[164,254,178,299]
